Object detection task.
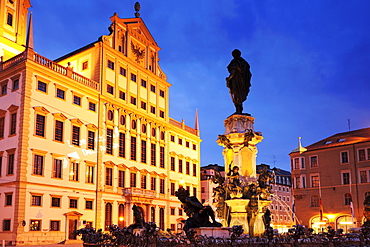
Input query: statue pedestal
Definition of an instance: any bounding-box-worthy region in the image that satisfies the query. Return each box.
[217,114,263,179]
[192,227,232,238]
[225,199,272,236]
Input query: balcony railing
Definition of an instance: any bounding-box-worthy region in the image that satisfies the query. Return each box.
[169,118,199,136]
[0,50,99,91]
[122,187,155,198]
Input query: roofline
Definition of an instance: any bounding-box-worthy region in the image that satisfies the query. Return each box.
[54,41,97,62]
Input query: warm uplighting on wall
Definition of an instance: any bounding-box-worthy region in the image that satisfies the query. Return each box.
[179,179,185,188]
[327,214,335,219]
[119,217,124,222]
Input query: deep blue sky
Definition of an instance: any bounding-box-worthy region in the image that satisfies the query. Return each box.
[31,1,370,171]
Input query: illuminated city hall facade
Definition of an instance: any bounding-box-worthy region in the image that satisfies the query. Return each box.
[0,0,200,245]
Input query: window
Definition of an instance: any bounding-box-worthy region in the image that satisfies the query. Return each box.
[170,135,175,142]
[30,220,41,231]
[33,154,44,176]
[118,170,125,187]
[1,83,7,95]
[179,209,183,216]
[130,172,136,187]
[293,158,300,169]
[130,136,137,161]
[151,143,156,166]
[141,175,147,189]
[35,114,45,137]
[107,85,114,94]
[52,159,62,178]
[130,73,137,82]
[69,162,79,181]
[31,195,42,206]
[359,149,366,161]
[130,96,137,105]
[10,113,16,135]
[193,144,197,150]
[51,197,61,207]
[37,81,47,93]
[115,132,125,158]
[69,198,78,208]
[87,131,95,150]
[89,102,96,112]
[151,128,156,137]
[159,90,165,97]
[5,194,12,206]
[150,106,156,114]
[178,138,183,145]
[120,115,126,126]
[186,161,190,175]
[73,95,81,106]
[295,177,301,189]
[7,153,14,175]
[107,110,113,121]
[105,167,113,186]
[106,128,113,155]
[150,84,156,93]
[179,159,183,173]
[7,13,13,26]
[86,165,94,184]
[360,170,368,183]
[141,101,147,110]
[170,208,175,215]
[151,177,156,191]
[344,193,352,205]
[341,151,349,164]
[82,61,88,70]
[107,60,114,70]
[105,203,112,231]
[171,182,175,195]
[186,141,190,148]
[0,156,2,176]
[193,187,197,197]
[150,207,156,222]
[3,219,11,231]
[141,140,147,163]
[342,172,350,185]
[72,126,80,146]
[160,110,165,118]
[50,221,60,231]
[193,163,197,177]
[160,146,165,168]
[85,200,93,210]
[141,79,147,88]
[119,91,125,100]
[160,178,165,194]
[311,175,319,187]
[54,120,64,142]
[0,117,4,138]
[160,131,165,140]
[131,120,137,129]
[55,88,65,100]
[120,67,126,76]
[170,157,175,171]
[310,156,318,167]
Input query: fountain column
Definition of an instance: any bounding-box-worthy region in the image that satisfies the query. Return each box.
[217,114,263,179]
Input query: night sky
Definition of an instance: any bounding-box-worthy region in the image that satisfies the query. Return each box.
[31,0,370,171]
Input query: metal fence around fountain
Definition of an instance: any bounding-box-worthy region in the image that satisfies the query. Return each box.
[76,224,370,247]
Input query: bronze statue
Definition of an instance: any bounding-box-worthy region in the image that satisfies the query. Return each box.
[226,49,252,114]
[175,187,222,235]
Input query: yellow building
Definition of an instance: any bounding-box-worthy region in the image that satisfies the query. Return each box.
[290,129,370,233]
[0,0,201,245]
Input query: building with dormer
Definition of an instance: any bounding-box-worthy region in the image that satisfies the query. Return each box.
[290,129,370,233]
[0,0,200,245]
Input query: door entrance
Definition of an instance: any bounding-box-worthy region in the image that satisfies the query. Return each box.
[68,219,77,240]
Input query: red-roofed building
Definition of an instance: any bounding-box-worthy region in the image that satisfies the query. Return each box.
[290,128,370,233]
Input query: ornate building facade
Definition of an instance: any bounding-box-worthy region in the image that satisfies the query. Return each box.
[0,0,200,245]
[290,129,370,233]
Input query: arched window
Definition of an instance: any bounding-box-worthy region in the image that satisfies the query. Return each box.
[159,208,165,230]
[118,204,125,228]
[336,215,355,233]
[150,207,155,222]
[344,193,351,205]
[105,203,112,230]
[311,195,319,207]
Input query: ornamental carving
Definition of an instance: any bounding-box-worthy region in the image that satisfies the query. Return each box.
[131,42,145,63]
